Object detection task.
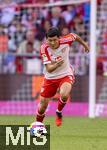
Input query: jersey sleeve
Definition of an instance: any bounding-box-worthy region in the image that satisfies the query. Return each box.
[40,44,51,65]
[61,33,77,45]
[69,33,77,41]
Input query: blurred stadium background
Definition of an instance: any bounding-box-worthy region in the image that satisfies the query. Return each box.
[0,0,107,149]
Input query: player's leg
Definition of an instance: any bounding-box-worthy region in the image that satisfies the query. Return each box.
[55,75,74,126]
[36,96,50,122]
[36,78,58,123]
[59,82,72,109]
[30,78,59,136]
[30,96,50,137]
[56,82,72,126]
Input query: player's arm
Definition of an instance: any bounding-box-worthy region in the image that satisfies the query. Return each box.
[41,44,64,73]
[45,59,64,73]
[74,34,90,52]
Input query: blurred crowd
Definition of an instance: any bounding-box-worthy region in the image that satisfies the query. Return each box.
[0,0,106,75]
[0,0,49,4]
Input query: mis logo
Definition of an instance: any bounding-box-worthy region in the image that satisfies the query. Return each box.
[0,125,50,150]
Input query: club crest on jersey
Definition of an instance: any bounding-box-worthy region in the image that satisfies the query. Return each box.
[61,47,66,53]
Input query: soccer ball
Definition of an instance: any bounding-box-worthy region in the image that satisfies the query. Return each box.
[30,122,47,137]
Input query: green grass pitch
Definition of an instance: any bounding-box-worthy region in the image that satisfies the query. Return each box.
[0,115,107,150]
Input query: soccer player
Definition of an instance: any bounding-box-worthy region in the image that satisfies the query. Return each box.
[33,27,89,134]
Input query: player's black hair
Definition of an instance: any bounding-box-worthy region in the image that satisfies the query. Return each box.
[46,27,60,38]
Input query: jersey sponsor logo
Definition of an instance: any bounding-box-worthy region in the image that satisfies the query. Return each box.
[55,56,62,61]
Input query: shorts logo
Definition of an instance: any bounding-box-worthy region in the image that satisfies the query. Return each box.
[41,87,44,93]
[69,76,73,80]
[68,76,75,84]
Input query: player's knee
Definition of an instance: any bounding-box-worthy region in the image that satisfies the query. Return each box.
[60,94,68,102]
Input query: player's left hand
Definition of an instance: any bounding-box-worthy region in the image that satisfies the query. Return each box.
[84,44,90,53]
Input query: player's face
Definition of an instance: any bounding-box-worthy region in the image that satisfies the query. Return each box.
[47,36,60,49]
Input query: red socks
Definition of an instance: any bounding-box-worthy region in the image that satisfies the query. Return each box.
[57,98,67,112]
[36,98,67,122]
[36,108,45,122]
